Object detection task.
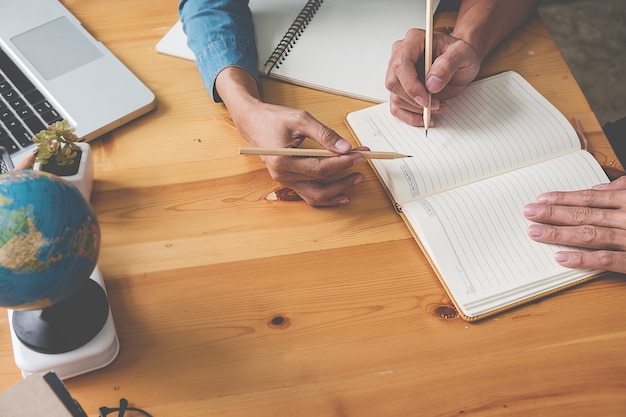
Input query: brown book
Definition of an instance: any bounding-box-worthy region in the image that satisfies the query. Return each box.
[346,71,608,321]
[0,372,87,417]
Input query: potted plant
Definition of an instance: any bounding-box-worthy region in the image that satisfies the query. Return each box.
[32,120,94,201]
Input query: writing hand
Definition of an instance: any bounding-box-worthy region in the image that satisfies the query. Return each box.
[523,176,626,273]
[385,29,481,126]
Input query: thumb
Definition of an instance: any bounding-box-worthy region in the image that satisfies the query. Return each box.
[426,53,458,94]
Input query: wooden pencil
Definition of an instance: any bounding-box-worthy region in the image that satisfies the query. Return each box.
[423,0,434,136]
[238,147,411,160]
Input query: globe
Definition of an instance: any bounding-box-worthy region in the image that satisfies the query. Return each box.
[0,170,100,309]
[0,170,108,354]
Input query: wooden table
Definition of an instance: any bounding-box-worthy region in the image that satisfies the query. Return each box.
[2,1,625,416]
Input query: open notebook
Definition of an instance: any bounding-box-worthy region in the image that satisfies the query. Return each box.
[346,71,608,321]
[158,0,440,102]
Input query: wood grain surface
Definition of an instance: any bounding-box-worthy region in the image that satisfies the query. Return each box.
[0,2,624,416]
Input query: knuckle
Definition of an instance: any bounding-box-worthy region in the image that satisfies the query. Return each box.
[546,191,565,205]
[596,250,617,267]
[580,188,598,203]
[263,156,279,169]
[384,72,398,91]
[540,204,558,222]
[316,125,338,145]
[614,176,626,187]
[309,164,325,180]
[264,161,288,183]
[573,206,593,224]
[291,109,311,126]
[579,225,598,243]
[269,170,285,183]
[543,225,559,241]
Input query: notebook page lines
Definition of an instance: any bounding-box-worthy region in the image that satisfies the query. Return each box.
[412,151,607,297]
[358,72,580,202]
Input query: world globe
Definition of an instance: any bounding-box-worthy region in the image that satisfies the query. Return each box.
[0,169,100,309]
[0,169,109,354]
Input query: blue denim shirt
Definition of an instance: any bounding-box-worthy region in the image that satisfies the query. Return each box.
[178,0,259,102]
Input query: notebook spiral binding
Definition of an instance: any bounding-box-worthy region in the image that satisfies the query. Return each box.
[261,0,323,73]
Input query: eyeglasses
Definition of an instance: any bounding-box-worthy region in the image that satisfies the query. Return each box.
[98,398,153,417]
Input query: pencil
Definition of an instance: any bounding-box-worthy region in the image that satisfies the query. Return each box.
[423,0,434,137]
[238,147,411,160]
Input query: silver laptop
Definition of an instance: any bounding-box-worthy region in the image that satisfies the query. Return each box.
[0,0,156,165]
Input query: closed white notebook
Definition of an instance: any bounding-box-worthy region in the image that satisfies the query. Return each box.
[157,0,440,102]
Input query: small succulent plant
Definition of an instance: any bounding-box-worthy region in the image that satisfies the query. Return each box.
[32,120,80,168]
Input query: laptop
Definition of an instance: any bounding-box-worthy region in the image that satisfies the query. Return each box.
[0,0,156,165]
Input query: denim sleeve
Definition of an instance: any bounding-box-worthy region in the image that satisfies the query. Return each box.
[179,0,259,102]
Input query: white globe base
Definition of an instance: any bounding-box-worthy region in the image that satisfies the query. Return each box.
[7,265,119,380]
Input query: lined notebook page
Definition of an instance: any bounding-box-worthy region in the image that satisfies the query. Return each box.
[404,150,608,317]
[346,71,582,204]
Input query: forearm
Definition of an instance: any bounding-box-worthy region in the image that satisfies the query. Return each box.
[452,0,540,60]
[179,0,259,102]
[215,67,264,144]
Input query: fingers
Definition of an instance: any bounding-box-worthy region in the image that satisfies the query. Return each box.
[14,152,36,170]
[261,142,368,207]
[385,30,477,126]
[385,29,427,104]
[523,183,626,272]
[288,172,365,207]
[234,102,369,206]
[526,218,626,273]
[551,250,626,274]
[263,150,364,184]
[534,187,624,210]
[386,28,442,123]
[291,110,353,154]
[523,202,626,228]
[527,223,626,250]
[593,175,626,191]
[426,35,481,99]
[523,192,626,249]
[389,93,448,126]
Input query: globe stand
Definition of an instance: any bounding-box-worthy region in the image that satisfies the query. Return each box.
[12,278,109,354]
[8,266,119,380]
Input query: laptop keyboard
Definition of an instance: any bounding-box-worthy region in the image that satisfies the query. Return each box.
[0,46,63,155]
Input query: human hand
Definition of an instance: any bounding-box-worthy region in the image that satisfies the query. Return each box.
[14,152,36,170]
[233,100,367,207]
[523,176,626,273]
[216,67,367,207]
[385,29,481,126]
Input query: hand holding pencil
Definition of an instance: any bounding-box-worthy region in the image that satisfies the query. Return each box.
[385,0,484,128]
[219,84,371,206]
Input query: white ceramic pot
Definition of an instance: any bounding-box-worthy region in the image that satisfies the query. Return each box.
[34,142,94,202]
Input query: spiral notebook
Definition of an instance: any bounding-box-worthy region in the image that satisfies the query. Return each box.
[158,0,440,102]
